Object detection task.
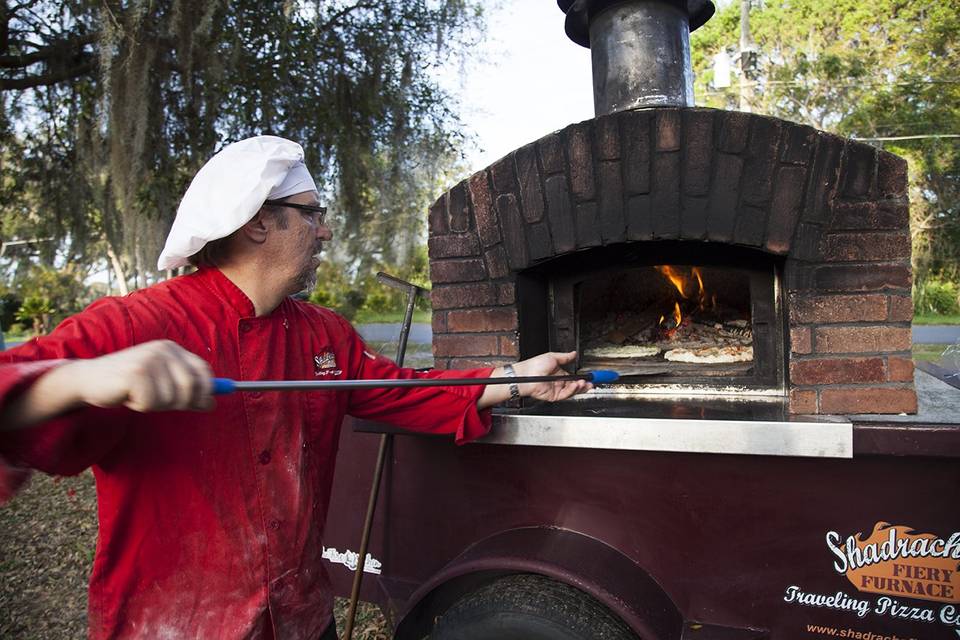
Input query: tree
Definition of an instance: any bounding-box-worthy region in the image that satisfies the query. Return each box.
[691,0,960,283]
[1,0,484,290]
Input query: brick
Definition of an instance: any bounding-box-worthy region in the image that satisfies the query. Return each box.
[830,201,907,230]
[447,308,518,333]
[567,123,595,201]
[822,232,911,262]
[597,161,626,243]
[733,205,767,247]
[718,111,750,153]
[780,124,816,165]
[682,196,709,240]
[575,201,601,247]
[789,388,818,414]
[515,144,545,223]
[814,326,912,353]
[790,357,885,385]
[497,283,515,305]
[432,310,447,334]
[432,357,451,370]
[491,155,518,196]
[499,335,519,357]
[790,222,824,262]
[544,174,577,253]
[785,260,815,291]
[877,152,908,198]
[887,357,915,382]
[430,258,486,284]
[766,165,807,253]
[621,109,651,194]
[655,109,682,151]
[528,222,553,262]
[888,295,913,322]
[431,283,496,310]
[484,245,510,279]
[814,264,911,292]
[681,110,714,196]
[497,194,529,270]
[791,326,812,354]
[595,114,620,160]
[448,357,512,370]
[803,135,844,224]
[537,133,566,175]
[448,181,471,232]
[652,151,681,239]
[433,334,500,357]
[626,194,653,241]
[706,154,743,242]
[468,170,500,247]
[820,387,917,414]
[789,294,888,323]
[742,116,782,206]
[428,234,480,259]
[428,193,449,235]
[840,143,876,199]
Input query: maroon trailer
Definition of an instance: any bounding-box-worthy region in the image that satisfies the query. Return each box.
[323,1,960,638]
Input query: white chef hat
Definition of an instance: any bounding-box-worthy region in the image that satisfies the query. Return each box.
[157,135,319,270]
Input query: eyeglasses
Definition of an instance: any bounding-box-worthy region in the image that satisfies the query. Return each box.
[263,199,328,226]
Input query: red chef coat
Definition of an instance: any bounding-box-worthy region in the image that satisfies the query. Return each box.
[0,267,493,639]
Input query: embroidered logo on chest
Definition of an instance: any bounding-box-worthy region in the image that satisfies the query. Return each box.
[314,351,341,377]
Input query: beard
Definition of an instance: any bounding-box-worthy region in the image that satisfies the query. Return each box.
[294,244,323,293]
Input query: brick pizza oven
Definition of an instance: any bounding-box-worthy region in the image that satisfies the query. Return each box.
[426,0,916,415]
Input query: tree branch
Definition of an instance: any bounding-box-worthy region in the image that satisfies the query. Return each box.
[0,32,97,68]
[0,57,95,90]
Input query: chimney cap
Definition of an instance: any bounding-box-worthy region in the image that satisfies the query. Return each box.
[558,0,715,47]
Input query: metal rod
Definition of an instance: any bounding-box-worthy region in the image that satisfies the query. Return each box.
[217,373,609,394]
[344,274,427,640]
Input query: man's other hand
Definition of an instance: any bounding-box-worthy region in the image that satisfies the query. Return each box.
[68,340,214,412]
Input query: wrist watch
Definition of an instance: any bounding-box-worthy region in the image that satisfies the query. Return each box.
[503,364,521,401]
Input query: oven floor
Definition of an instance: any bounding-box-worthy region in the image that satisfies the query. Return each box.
[506,395,792,422]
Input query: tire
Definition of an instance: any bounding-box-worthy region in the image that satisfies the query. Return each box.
[430,573,638,640]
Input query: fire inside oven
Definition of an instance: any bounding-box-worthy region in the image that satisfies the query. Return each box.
[578,265,752,376]
[518,243,785,394]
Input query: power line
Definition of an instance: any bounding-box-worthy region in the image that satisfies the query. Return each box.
[851,134,960,141]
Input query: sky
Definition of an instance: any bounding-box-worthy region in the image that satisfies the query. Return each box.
[445,1,596,174]
[448,0,736,174]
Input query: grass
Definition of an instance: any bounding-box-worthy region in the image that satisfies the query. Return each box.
[0,472,389,639]
[912,343,953,363]
[913,313,960,325]
[351,309,431,324]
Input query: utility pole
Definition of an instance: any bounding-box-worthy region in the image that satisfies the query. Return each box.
[739,0,758,112]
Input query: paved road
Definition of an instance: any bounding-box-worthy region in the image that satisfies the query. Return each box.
[3,323,958,351]
[356,322,432,344]
[913,325,960,344]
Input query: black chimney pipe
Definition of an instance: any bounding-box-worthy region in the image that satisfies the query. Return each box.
[558,0,715,115]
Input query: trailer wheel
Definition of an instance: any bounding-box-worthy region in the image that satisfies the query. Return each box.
[430,573,637,640]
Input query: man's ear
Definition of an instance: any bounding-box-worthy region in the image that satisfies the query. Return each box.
[240,210,270,244]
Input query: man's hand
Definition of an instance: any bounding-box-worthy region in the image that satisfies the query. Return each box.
[477,351,591,409]
[512,351,591,402]
[2,340,214,430]
[68,340,214,412]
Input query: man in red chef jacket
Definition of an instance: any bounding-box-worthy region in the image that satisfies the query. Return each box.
[0,136,589,640]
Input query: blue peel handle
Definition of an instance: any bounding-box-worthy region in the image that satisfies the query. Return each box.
[212,378,236,395]
[588,370,619,384]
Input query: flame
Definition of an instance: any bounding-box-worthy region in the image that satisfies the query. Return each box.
[672,301,682,327]
[655,266,689,298]
[692,267,708,309]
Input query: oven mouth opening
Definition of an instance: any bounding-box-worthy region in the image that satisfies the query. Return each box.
[517,242,786,397]
[577,263,754,377]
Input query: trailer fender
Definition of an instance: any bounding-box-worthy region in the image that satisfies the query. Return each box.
[393,526,683,640]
